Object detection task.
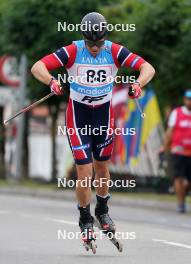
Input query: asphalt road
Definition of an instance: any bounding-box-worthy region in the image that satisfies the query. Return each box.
[0,193,191,264]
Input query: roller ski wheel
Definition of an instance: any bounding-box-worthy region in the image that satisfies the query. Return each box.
[94,214,123,253]
[80,220,97,254]
[83,239,97,254]
[110,236,123,252]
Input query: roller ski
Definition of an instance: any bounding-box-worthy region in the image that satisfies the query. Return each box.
[94,195,123,252]
[79,205,97,254]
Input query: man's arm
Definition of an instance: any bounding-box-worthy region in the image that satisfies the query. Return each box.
[31,60,53,85]
[136,62,155,88]
[31,44,76,95]
[31,59,64,96]
[162,127,174,152]
[160,109,176,152]
[111,43,155,90]
[31,44,76,84]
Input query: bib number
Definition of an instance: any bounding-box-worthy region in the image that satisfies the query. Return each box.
[77,66,112,87]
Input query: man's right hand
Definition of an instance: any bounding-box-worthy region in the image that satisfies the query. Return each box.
[128,82,142,99]
[50,78,64,96]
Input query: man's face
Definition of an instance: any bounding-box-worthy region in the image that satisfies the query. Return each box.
[184,97,191,110]
[85,38,105,57]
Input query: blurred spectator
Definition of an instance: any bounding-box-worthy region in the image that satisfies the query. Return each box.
[161,90,191,213]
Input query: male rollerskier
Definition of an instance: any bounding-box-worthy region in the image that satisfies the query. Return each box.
[31,12,155,253]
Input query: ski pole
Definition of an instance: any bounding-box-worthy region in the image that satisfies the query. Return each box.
[3,91,55,126]
[128,86,146,118]
[134,99,146,118]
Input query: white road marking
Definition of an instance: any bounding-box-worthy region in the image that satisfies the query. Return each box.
[152,238,191,249]
[42,217,78,226]
[16,212,78,226]
[165,242,191,249]
[152,239,166,242]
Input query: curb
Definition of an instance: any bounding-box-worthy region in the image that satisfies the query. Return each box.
[0,186,176,211]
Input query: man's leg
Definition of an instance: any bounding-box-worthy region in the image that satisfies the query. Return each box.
[170,154,187,213]
[65,99,95,244]
[76,163,93,207]
[93,159,115,233]
[174,177,187,213]
[75,163,95,242]
[75,163,97,247]
[93,160,110,197]
[174,177,186,204]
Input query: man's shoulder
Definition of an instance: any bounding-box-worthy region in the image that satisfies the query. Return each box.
[174,106,182,111]
[72,40,84,48]
[169,106,185,120]
[174,106,185,114]
[109,41,123,49]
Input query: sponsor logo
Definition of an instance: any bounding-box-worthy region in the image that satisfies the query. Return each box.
[72,144,90,150]
[180,120,191,128]
[78,86,111,96]
[97,137,113,149]
[81,57,108,64]
[81,94,108,103]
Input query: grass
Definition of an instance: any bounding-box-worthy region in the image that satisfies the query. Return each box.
[0,178,56,190]
[112,192,177,202]
[0,178,190,203]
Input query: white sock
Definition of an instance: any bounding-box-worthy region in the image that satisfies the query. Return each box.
[96,193,110,199]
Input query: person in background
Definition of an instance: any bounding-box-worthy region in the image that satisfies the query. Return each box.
[161,90,191,213]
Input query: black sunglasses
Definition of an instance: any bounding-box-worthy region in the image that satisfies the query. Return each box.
[85,40,105,48]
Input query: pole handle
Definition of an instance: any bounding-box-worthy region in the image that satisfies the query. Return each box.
[128,85,135,96]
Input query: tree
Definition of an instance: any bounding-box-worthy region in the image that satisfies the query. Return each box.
[1,0,190,180]
[0,0,103,181]
[101,0,191,108]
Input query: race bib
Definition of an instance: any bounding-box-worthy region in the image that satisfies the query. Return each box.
[76,65,113,87]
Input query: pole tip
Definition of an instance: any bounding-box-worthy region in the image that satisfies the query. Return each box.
[141,113,146,118]
[3,120,8,126]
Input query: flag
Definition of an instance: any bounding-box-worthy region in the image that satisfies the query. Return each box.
[111,85,164,177]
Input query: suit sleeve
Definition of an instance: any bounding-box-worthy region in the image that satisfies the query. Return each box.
[111,42,145,70]
[40,43,77,71]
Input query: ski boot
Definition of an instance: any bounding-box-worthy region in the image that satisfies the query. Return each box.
[78,205,97,254]
[94,195,123,252]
